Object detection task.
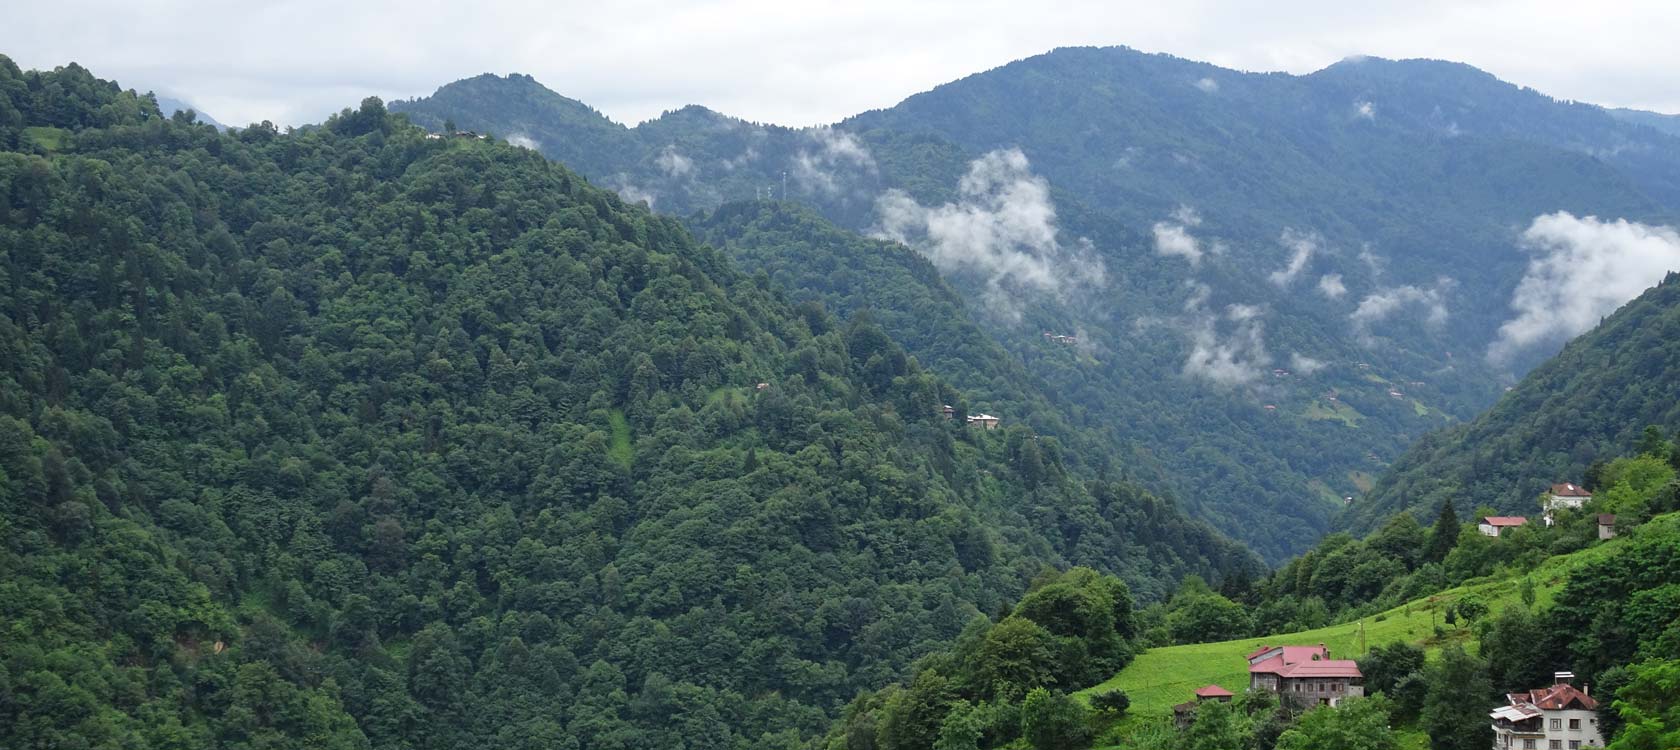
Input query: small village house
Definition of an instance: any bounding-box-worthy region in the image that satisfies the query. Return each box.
[1172,685,1234,729]
[1597,514,1617,540]
[1544,483,1593,526]
[967,413,1000,430]
[1479,516,1528,537]
[1489,672,1603,750]
[1246,644,1363,707]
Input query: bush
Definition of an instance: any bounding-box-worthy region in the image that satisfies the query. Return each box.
[1090,689,1130,715]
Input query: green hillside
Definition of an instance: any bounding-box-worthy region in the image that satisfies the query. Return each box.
[0,56,1251,749]
[1354,272,1680,529]
[1080,529,1623,718]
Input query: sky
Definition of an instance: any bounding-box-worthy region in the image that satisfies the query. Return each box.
[4,0,1678,129]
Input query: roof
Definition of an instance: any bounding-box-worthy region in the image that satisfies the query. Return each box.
[1598,514,1617,524]
[1480,516,1528,527]
[1277,659,1363,679]
[1550,483,1593,498]
[1194,685,1234,698]
[1249,642,1350,676]
[1490,704,1542,722]
[1518,683,1599,711]
[1245,645,1275,661]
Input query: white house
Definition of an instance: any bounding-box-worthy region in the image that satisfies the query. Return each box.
[967,413,1000,430]
[1490,673,1603,750]
[1544,483,1593,526]
[1479,516,1528,537]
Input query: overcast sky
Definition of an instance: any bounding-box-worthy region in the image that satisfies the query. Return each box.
[4,1,1678,129]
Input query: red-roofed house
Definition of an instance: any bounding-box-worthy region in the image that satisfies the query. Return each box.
[1194,685,1234,700]
[1173,685,1236,728]
[1545,483,1593,526]
[1479,516,1528,537]
[1247,644,1363,707]
[1490,672,1602,749]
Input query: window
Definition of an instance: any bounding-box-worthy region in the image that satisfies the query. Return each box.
[1523,739,1535,749]
[1550,741,1561,750]
[1550,719,1562,731]
[1569,719,1580,730]
[1569,742,1580,749]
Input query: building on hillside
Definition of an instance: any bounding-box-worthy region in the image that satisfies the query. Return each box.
[1544,483,1593,526]
[1246,644,1363,707]
[1172,685,1235,729]
[1479,516,1528,537]
[1041,332,1078,345]
[967,413,1000,430]
[1597,514,1617,540]
[941,404,956,420]
[1489,672,1603,750]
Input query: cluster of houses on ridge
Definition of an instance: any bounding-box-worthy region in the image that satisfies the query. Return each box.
[1476,483,1617,541]
[1171,648,1607,748]
[424,130,491,140]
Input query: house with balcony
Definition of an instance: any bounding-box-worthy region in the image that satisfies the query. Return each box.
[1490,672,1603,750]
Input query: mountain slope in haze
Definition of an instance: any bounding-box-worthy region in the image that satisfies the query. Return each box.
[394,47,1680,555]
[152,93,227,130]
[689,200,1468,561]
[1609,107,1680,138]
[1352,272,1680,529]
[0,55,1255,749]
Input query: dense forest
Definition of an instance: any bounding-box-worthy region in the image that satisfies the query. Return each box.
[1355,273,1680,529]
[0,56,1259,749]
[394,47,1680,559]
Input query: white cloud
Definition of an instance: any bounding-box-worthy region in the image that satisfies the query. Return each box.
[1289,352,1327,374]
[1183,300,1272,387]
[721,146,758,171]
[655,145,694,177]
[1318,273,1347,299]
[791,126,876,196]
[1354,100,1376,120]
[1350,278,1452,344]
[875,148,1104,319]
[1488,211,1680,363]
[1194,76,1219,93]
[1153,205,1206,266]
[607,175,657,207]
[1268,228,1319,287]
[507,132,540,150]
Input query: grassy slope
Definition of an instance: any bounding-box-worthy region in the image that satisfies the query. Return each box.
[1078,528,1642,719]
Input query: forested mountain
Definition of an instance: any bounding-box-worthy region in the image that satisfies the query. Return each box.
[394,46,1680,556]
[0,56,1255,749]
[689,201,1174,490]
[1353,272,1680,528]
[1610,107,1680,138]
